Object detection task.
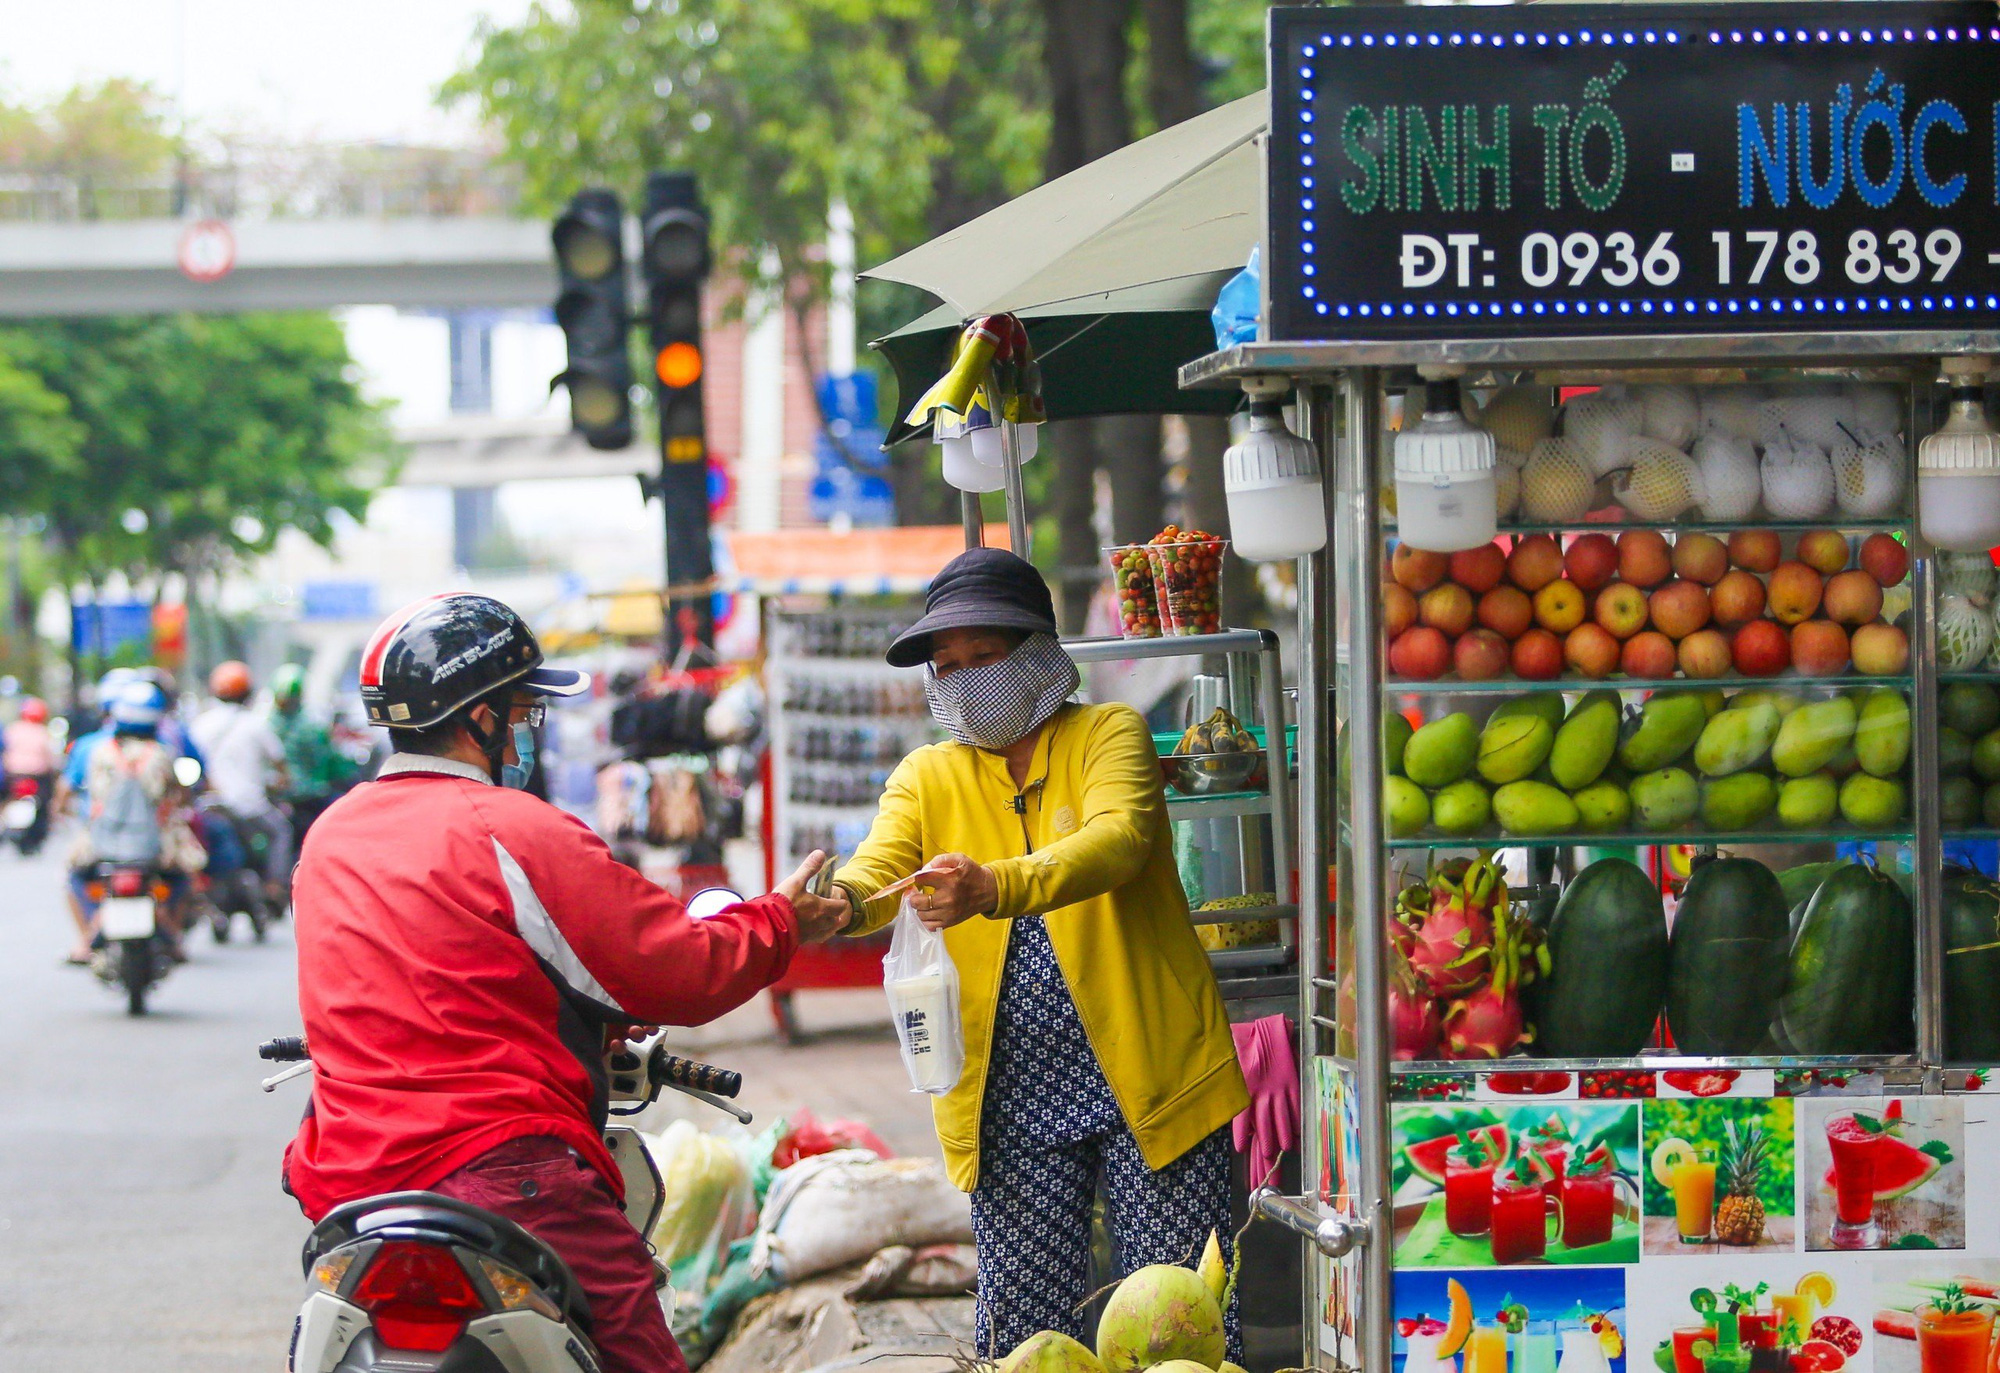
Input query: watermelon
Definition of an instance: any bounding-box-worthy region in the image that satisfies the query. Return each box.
[1778,862,1842,910]
[1943,866,2000,1061]
[1404,1124,1511,1186]
[1667,858,1791,1054]
[1538,858,1669,1057]
[1817,1131,1945,1199]
[1778,861,1915,1055]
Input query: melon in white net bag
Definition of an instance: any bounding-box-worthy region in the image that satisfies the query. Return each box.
[1699,386,1767,444]
[1611,436,1702,521]
[1937,593,1995,671]
[1560,387,1644,478]
[1480,386,1555,454]
[1519,437,1596,522]
[1494,459,1522,520]
[1633,384,1701,450]
[1691,429,1762,521]
[1848,383,1904,436]
[1828,425,1907,517]
[1760,431,1836,519]
[1940,550,1999,601]
[1757,387,1857,454]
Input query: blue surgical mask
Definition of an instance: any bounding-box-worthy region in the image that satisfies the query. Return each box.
[501,722,537,790]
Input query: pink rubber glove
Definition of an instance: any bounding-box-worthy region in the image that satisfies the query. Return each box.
[1230,1014,1300,1189]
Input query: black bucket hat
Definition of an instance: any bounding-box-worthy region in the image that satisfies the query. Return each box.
[886,548,1059,667]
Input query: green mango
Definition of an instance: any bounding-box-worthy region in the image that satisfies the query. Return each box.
[1617,692,1708,773]
[1941,726,1974,778]
[1838,772,1907,828]
[1976,728,2000,784]
[1478,714,1555,785]
[1693,702,1782,777]
[1941,681,2000,737]
[1433,779,1494,836]
[1382,713,1414,778]
[1701,772,1778,830]
[1386,776,1431,838]
[1489,694,1568,731]
[1777,772,1840,829]
[1771,697,1859,778]
[1550,691,1621,791]
[1943,775,1982,828]
[1728,688,1803,718]
[1986,782,2000,829]
[1492,780,1580,837]
[1630,767,1699,831]
[1852,689,1911,779]
[1573,781,1634,833]
[1695,688,1728,718]
[1403,712,1478,788]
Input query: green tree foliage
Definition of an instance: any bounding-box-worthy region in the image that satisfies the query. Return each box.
[1642,1099,1797,1217]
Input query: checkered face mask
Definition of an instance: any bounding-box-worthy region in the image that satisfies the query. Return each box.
[922,633,1079,750]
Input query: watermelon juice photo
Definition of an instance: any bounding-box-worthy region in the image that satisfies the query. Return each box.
[1558,1144,1634,1249]
[1824,1114,1884,1247]
[1915,1305,1994,1373]
[1488,1178,1554,1264]
[1445,1145,1497,1236]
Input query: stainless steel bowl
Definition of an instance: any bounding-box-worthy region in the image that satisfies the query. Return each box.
[1163,749,1263,796]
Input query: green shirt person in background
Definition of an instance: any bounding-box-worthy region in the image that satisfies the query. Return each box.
[270,665,359,835]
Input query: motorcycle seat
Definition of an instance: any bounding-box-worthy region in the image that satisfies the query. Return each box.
[304,1190,593,1333]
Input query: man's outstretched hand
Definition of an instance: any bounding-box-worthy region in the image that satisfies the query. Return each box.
[778,850,852,944]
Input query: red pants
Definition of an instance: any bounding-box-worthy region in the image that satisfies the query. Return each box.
[432,1135,685,1373]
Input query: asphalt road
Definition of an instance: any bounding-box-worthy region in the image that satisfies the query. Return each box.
[0,844,307,1371]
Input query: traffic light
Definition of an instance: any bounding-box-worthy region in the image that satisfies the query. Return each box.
[640,172,713,649]
[551,187,633,450]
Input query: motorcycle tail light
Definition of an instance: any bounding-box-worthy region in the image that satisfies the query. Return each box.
[307,1249,359,1294]
[110,871,144,898]
[351,1240,485,1352]
[10,778,34,798]
[474,1256,564,1321]
[150,882,171,901]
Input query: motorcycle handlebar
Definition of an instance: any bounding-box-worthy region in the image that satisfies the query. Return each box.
[259,1036,309,1062]
[651,1049,741,1100]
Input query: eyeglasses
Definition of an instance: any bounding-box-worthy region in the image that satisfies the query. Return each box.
[512,702,547,727]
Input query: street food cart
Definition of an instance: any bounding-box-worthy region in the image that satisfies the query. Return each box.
[1174,4,2000,1372]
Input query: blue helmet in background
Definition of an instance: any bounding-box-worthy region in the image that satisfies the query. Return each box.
[97,667,139,706]
[108,681,166,733]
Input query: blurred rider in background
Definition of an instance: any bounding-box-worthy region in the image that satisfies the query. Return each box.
[268,663,358,846]
[189,661,292,907]
[3,696,56,851]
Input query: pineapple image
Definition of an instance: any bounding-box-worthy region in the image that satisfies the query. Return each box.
[1713,1119,1769,1246]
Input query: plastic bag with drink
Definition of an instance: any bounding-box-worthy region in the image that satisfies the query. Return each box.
[883,894,964,1095]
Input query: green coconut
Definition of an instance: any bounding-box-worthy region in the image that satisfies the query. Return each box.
[1095,1264,1226,1373]
[999,1330,1105,1373]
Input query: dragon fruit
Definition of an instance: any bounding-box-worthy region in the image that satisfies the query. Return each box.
[1442,983,1531,1059]
[1397,857,1502,996]
[1390,942,1443,1061]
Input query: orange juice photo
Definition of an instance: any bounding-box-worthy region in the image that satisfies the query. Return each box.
[1670,1158,1717,1244]
[1916,1304,1994,1373]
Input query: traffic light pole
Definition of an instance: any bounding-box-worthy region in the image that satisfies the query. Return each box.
[642,172,714,659]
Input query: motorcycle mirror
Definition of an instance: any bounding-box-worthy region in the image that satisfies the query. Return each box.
[172,756,203,788]
[686,887,744,920]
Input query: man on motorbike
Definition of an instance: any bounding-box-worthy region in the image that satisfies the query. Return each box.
[284,594,850,1373]
[190,661,293,908]
[268,662,357,845]
[3,696,56,851]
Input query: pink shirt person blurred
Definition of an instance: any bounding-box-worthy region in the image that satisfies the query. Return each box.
[3,698,55,776]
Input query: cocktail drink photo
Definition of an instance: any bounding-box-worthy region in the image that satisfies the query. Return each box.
[1824,1113,1883,1249]
[1467,1323,1510,1373]
[1515,1324,1559,1373]
[1445,1142,1498,1238]
[1556,1328,1613,1373]
[1405,1329,1461,1373]
[1672,1327,1719,1373]
[1914,1289,1994,1373]
[1671,1157,1717,1245]
[1527,1117,1573,1187]
[1768,1293,1811,1347]
[1701,1312,1751,1373]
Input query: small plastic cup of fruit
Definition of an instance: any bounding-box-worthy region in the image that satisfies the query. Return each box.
[1106,545,1162,638]
[1147,533,1228,636]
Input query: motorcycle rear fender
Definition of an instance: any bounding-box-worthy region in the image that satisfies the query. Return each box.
[289,1290,367,1373]
[463,1309,602,1373]
[601,1127,663,1239]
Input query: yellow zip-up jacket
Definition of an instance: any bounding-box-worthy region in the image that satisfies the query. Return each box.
[834,700,1248,1192]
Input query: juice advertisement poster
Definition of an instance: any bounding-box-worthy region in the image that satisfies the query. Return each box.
[1643,1099,1798,1256]
[1873,1259,2000,1373]
[1627,1257,1871,1373]
[1796,1100,1963,1254]
[1394,1102,1642,1268]
[1318,1056,1364,1217]
[1393,1267,1627,1373]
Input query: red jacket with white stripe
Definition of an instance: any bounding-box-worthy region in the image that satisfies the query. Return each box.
[283,754,799,1221]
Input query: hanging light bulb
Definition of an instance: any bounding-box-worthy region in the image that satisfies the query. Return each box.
[1393,367,1497,552]
[1918,358,2000,552]
[1224,377,1326,560]
[938,408,1003,493]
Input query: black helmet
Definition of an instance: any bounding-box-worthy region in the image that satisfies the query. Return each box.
[359,593,589,730]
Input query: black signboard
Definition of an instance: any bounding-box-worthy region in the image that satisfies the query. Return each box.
[1268,2,2000,340]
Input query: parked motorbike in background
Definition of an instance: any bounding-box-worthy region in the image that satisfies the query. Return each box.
[262,1033,746,1373]
[4,776,47,854]
[192,792,270,943]
[86,860,175,1015]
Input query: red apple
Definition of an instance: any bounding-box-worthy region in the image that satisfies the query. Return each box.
[1593,581,1651,639]
[1767,561,1825,626]
[1384,583,1418,640]
[1732,619,1792,677]
[1511,628,1564,681]
[1796,529,1851,576]
[1507,534,1565,593]
[1823,569,1885,626]
[1389,626,1453,680]
[1671,532,1729,586]
[1710,569,1768,628]
[1621,630,1678,679]
[1449,543,1508,596]
[1851,621,1911,675]
[1859,532,1910,588]
[1617,529,1674,588]
[1648,579,1714,640]
[1477,585,1534,640]
[1678,628,1733,679]
[1564,623,1622,679]
[1454,628,1512,682]
[1791,619,1852,677]
[1533,579,1587,634]
[1392,543,1450,593]
[1419,582,1476,638]
[1728,528,1782,573]
[1564,532,1620,593]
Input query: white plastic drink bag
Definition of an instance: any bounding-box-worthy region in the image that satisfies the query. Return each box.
[882,896,963,1095]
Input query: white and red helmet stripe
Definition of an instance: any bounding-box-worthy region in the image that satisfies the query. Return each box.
[358,593,457,689]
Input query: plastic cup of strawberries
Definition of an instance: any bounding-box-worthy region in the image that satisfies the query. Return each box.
[1145,527,1228,637]
[1106,545,1162,638]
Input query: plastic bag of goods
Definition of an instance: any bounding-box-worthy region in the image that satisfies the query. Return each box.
[883,895,964,1095]
[749,1150,974,1283]
[646,1119,754,1272]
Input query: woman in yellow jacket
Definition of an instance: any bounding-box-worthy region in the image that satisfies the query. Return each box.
[830,549,1248,1359]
